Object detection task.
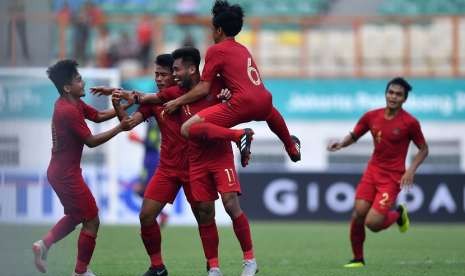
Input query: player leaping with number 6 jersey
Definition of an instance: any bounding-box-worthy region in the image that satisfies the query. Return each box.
[163,0,301,167]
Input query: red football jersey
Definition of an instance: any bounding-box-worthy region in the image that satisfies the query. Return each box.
[201,38,270,108]
[47,98,98,179]
[179,78,234,165]
[352,108,426,173]
[137,86,188,171]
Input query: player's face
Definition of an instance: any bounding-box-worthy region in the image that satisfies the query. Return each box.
[65,73,85,98]
[172,58,192,88]
[385,84,406,110]
[154,65,175,90]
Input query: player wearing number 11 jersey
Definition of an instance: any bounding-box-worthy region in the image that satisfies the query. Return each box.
[163,0,300,167]
[327,77,429,268]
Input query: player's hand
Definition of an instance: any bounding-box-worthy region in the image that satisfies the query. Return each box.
[327,141,342,152]
[119,118,133,131]
[217,88,231,102]
[111,90,123,106]
[400,169,414,189]
[164,99,180,114]
[90,86,118,96]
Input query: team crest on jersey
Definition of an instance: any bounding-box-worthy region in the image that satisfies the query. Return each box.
[392,128,400,135]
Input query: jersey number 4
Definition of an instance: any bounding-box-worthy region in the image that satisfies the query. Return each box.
[247,57,261,86]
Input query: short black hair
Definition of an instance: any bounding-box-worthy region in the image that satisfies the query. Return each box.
[46,59,79,95]
[386,77,412,99]
[155,54,174,72]
[171,47,201,71]
[212,0,244,37]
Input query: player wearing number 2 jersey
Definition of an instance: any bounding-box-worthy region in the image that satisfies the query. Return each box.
[163,0,301,168]
[327,77,429,268]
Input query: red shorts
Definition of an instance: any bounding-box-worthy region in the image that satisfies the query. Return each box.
[197,94,272,127]
[355,165,403,215]
[47,174,98,221]
[144,167,193,204]
[189,158,241,202]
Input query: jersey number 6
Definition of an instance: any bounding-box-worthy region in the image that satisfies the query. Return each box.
[247,57,261,86]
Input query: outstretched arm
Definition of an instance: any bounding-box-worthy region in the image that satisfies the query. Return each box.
[327,132,357,152]
[84,119,132,148]
[400,143,429,189]
[163,81,211,113]
[91,86,163,105]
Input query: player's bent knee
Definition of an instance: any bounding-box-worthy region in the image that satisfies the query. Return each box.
[365,220,382,232]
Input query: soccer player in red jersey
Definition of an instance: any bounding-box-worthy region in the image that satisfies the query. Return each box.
[170,47,258,276]
[32,60,131,276]
[108,54,191,276]
[163,0,300,167]
[327,77,429,268]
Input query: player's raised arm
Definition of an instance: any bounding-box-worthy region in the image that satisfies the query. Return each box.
[163,81,211,113]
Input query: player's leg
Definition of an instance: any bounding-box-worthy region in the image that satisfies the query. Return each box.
[139,198,168,276]
[140,169,181,276]
[221,192,258,276]
[196,201,221,275]
[365,184,403,233]
[74,215,99,276]
[33,214,81,273]
[344,199,371,268]
[265,106,301,162]
[182,104,254,167]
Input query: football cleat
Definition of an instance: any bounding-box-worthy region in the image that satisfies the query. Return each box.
[32,240,48,273]
[343,259,365,268]
[241,259,259,276]
[72,269,96,276]
[287,135,301,162]
[397,204,410,233]
[142,265,168,276]
[207,267,223,276]
[236,128,254,167]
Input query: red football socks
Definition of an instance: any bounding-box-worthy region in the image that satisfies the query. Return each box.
[43,215,80,249]
[141,222,163,267]
[350,219,365,260]
[380,210,400,230]
[75,230,96,274]
[189,123,243,142]
[232,213,254,260]
[198,221,219,268]
[265,107,294,149]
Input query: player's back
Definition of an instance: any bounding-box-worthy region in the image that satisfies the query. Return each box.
[203,38,270,105]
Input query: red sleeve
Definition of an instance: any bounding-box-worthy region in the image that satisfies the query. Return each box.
[157,87,183,102]
[409,118,426,148]
[80,100,99,122]
[137,104,153,121]
[64,107,92,141]
[352,112,371,140]
[200,45,223,82]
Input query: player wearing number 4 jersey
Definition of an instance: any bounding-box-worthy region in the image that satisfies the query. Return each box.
[328,77,429,268]
[163,0,300,167]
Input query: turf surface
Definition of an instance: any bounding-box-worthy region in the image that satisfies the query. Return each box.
[1,222,464,276]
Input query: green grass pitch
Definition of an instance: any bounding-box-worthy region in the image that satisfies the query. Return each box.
[1,222,464,276]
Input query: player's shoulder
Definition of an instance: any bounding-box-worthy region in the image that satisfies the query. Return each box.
[363,108,383,118]
[55,98,77,113]
[399,109,420,124]
[162,85,182,94]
